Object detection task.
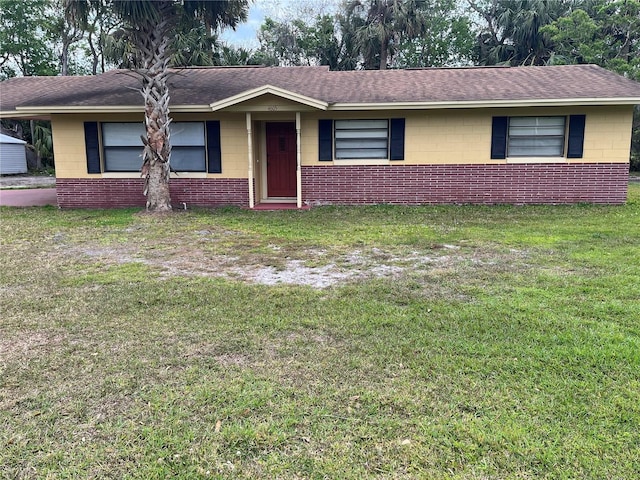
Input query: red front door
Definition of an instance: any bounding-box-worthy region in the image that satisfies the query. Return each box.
[266,122,297,197]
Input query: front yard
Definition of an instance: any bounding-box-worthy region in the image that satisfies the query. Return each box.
[1,185,639,479]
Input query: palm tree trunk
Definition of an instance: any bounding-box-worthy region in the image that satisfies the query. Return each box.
[379,36,389,70]
[136,7,173,212]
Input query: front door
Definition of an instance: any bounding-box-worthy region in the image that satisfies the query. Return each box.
[266,122,297,197]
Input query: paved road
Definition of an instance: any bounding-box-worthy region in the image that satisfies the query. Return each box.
[0,188,57,207]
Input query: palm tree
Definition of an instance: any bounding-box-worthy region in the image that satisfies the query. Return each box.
[65,0,248,211]
[470,0,571,66]
[346,0,428,70]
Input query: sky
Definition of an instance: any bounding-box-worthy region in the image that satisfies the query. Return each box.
[219,1,267,49]
[219,0,340,49]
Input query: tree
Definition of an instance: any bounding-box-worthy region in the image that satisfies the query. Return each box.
[543,1,639,78]
[470,0,572,66]
[256,0,470,71]
[542,0,640,169]
[257,17,308,66]
[345,0,431,69]
[0,0,58,78]
[66,0,249,212]
[394,0,475,67]
[47,0,87,76]
[257,15,345,69]
[76,3,123,75]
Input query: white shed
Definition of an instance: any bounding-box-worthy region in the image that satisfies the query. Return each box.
[0,133,28,174]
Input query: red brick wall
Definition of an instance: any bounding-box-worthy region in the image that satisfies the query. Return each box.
[56,163,629,208]
[301,163,629,205]
[56,178,250,209]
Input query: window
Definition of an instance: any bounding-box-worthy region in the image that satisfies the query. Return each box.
[334,119,389,159]
[492,115,586,160]
[318,118,405,162]
[102,122,206,172]
[170,122,206,171]
[102,122,144,172]
[507,116,566,157]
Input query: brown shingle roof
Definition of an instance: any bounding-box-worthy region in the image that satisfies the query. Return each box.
[1,64,639,113]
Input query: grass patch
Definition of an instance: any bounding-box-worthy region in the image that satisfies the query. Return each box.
[1,185,639,478]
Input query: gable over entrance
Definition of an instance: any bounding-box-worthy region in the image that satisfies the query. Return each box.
[210,85,328,112]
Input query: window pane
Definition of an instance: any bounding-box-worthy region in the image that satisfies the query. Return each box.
[102,123,145,147]
[336,138,389,149]
[509,117,565,127]
[104,147,143,171]
[170,122,205,146]
[509,125,565,136]
[336,148,388,159]
[335,129,389,139]
[171,147,206,171]
[335,119,388,130]
[508,136,564,157]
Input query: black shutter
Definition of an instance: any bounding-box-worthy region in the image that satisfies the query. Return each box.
[491,116,508,159]
[389,118,405,160]
[84,122,101,173]
[318,119,333,161]
[567,115,586,159]
[206,120,222,173]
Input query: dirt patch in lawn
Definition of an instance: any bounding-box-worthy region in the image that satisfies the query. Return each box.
[69,242,517,289]
[0,331,66,361]
[52,223,531,289]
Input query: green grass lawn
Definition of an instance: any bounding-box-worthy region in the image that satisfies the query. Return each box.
[1,185,639,479]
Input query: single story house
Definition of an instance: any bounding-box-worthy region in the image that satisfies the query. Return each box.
[1,64,639,208]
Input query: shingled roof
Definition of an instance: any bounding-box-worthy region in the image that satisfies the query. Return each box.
[1,64,639,115]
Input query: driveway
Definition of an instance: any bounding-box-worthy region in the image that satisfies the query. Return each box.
[0,175,57,206]
[0,188,57,207]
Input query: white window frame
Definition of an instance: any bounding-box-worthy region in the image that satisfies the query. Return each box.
[101,122,207,172]
[334,119,389,160]
[507,116,566,158]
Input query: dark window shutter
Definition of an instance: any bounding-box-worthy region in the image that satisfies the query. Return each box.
[84,122,101,173]
[318,119,333,161]
[389,118,405,160]
[491,116,508,159]
[206,120,222,173]
[567,114,586,158]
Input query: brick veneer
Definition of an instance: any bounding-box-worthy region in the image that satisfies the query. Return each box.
[56,178,250,209]
[56,163,628,208]
[301,163,629,205]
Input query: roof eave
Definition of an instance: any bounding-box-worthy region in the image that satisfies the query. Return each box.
[0,110,52,120]
[329,98,640,110]
[4,97,638,118]
[4,105,212,116]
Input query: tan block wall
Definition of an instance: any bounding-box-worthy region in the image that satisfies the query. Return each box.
[300,106,634,166]
[51,114,100,178]
[52,113,249,179]
[52,105,634,179]
[579,106,634,162]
